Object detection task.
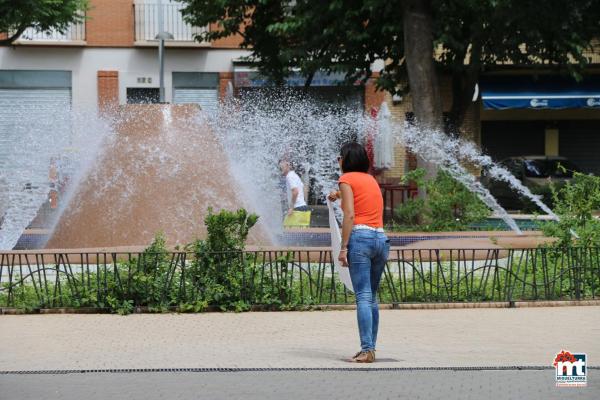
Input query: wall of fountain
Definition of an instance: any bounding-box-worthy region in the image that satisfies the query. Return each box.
[46,104,268,249]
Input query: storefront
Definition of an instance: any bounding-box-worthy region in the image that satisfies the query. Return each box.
[480,75,600,174]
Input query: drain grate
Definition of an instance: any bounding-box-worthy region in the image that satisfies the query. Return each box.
[4,365,597,375]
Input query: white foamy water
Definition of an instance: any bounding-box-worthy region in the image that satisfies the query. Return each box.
[202,91,370,236]
[399,125,523,234]
[206,95,563,237]
[0,105,69,248]
[402,123,558,220]
[0,104,114,250]
[1,92,562,249]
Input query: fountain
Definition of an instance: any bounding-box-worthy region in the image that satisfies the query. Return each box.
[204,90,371,235]
[46,104,269,249]
[400,124,559,221]
[0,101,109,250]
[0,90,557,251]
[206,92,539,237]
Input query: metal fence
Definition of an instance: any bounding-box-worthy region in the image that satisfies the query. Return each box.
[134,2,208,42]
[1,247,598,310]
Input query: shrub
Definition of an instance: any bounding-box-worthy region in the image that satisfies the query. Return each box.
[203,207,259,253]
[98,209,261,314]
[541,171,600,248]
[393,168,490,231]
[105,232,172,314]
[189,208,259,311]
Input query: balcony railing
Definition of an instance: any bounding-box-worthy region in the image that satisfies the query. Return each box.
[14,22,85,43]
[134,1,208,43]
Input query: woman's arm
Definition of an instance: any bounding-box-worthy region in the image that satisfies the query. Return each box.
[338,182,354,266]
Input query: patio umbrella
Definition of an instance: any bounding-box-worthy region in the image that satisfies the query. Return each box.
[374,102,394,170]
[365,107,377,171]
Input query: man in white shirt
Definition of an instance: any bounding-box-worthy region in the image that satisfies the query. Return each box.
[279,160,308,216]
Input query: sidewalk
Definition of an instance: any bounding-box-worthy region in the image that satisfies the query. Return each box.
[1,306,598,371]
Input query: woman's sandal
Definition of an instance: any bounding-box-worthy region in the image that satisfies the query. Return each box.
[350,350,375,363]
[352,350,375,359]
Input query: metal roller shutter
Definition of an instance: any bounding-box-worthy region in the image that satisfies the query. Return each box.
[173,88,219,114]
[0,88,71,179]
[0,88,71,247]
[481,121,545,161]
[559,121,600,175]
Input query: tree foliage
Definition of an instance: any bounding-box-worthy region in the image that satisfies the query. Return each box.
[542,171,600,248]
[0,0,88,45]
[180,0,600,131]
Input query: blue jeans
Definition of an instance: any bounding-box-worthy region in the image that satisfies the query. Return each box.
[347,229,390,352]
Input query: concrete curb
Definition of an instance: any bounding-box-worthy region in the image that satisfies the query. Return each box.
[1,299,599,315]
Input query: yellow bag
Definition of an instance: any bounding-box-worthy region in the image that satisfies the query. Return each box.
[283,210,311,228]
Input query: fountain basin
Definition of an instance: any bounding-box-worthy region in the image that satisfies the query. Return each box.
[279,228,553,248]
[10,227,555,263]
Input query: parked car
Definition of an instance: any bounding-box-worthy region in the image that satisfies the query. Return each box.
[481,156,581,211]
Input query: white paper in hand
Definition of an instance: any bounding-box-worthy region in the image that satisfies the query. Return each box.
[327,200,354,293]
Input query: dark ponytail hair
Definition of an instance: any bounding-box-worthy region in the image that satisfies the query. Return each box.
[340,142,370,173]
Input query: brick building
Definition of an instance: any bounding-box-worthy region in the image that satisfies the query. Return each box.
[0,0,383,120]
[1,0,599,181]
[0,0,249,113]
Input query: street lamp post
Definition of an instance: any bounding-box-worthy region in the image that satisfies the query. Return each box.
[156,0,173,103]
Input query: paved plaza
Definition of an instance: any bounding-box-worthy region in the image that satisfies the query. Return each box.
[1,306,598,398]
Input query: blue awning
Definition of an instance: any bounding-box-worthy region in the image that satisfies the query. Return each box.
[481,76,600,110]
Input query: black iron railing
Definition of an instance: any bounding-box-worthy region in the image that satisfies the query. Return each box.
[0,248,598,310]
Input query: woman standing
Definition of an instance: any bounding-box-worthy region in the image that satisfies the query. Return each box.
[328,142,390,363]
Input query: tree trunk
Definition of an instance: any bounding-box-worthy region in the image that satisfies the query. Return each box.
[448,41,482,137]
[402,0,443,190]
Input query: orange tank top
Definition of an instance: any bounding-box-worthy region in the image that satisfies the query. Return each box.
[338,172,383,228]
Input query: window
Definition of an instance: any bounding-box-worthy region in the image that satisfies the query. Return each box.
[126,88,160,104]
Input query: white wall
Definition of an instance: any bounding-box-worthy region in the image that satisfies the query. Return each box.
[0,46,250,111]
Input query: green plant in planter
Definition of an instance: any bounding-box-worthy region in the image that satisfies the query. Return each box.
[540,171,600,298]
[393,168,490,231]
[102,232,173,314]
[189,208,259,311]
[204,208,259,253]
[541,171,600,248]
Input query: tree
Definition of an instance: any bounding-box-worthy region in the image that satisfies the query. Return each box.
[0,0,88,46]
[180,0,600,136]
[435,0,600,130]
